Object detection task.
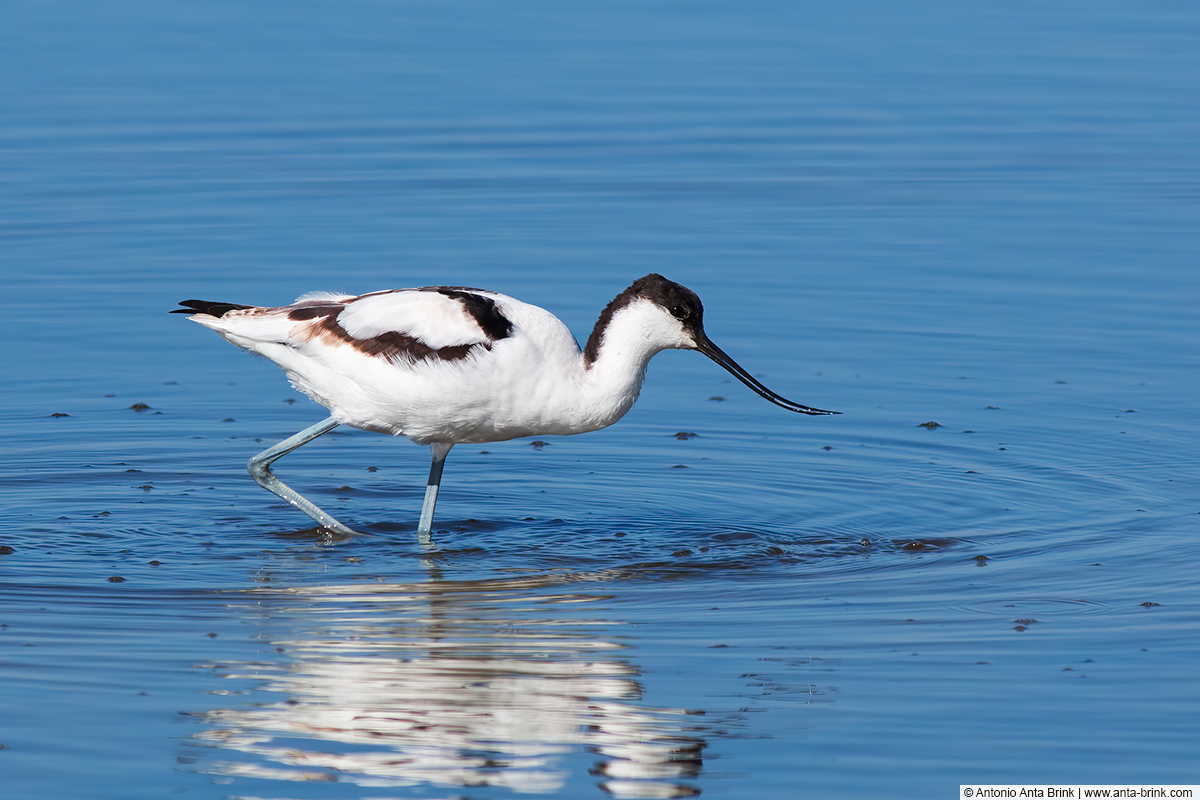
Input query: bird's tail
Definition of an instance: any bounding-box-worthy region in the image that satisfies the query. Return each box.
[170,300,255,317]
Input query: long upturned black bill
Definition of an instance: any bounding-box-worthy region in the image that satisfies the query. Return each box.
[697,336,839,416]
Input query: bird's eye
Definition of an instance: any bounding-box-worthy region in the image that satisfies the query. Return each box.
[670,304,689,320]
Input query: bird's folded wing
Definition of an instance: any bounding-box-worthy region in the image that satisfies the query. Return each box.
[336,289,512,349]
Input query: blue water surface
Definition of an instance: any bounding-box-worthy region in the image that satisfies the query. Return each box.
[2,1,1198,798]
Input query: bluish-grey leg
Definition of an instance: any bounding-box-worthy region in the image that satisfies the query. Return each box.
[417,442,453,543]
[247,416,359,536]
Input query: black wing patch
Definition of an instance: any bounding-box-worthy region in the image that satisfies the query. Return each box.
[420,287,515,341]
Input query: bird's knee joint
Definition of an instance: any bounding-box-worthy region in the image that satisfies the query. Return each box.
[247,458,271,482]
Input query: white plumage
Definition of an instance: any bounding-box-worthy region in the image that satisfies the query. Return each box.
[174,273,836,538]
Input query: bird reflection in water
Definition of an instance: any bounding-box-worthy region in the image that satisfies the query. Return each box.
[188,573,705,798]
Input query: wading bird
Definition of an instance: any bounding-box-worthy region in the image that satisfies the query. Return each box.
[173,274,837,537]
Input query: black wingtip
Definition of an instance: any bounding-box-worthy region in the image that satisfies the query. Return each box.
[170,299,254,317]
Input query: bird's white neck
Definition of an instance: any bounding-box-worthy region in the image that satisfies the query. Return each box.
[572,299,684,430]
